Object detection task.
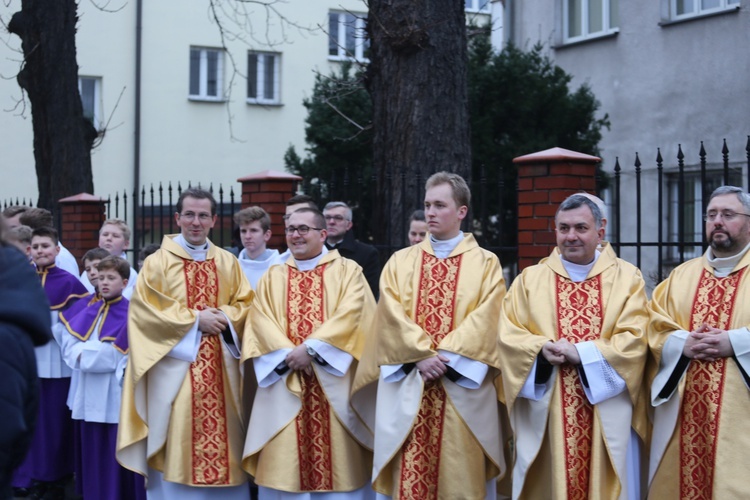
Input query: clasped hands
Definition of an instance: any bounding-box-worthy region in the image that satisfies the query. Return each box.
[198,308,228,335]
[682,324,732,362]
[541,339,581,366]
[416,354,450,382]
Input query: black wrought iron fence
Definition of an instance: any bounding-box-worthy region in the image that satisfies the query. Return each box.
[610,136,750,287]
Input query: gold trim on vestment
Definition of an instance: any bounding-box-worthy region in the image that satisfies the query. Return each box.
[556,275,602,500]
[184,259,230,485]
[396,253,461,499]
[399,382,447,499]
[287,266,334,491]
[679,268,744,499]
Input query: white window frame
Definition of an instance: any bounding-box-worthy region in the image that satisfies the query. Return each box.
[78,76,101,126]
[668,0,739,21]
[328,11,369,62]
[465,0,491,13]
[562,0,619,44]
[189,47,224,101]
[247,52,281,105]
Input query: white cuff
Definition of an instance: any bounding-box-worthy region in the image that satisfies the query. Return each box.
[575,341,626,405]
[651,330,690,406]
[728,327,750,390]
[218,311,241,359]
[381,364,406,383]
[437,350,488,389]
[167,316,201,362]
[305,339,352,377]
[255,349,292,388]
[518,357,554,401]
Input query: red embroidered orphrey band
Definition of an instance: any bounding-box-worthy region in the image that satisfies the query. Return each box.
[679,268,745,499]
[287,265,334,491]
[556,274,603,500]
[184,259,231,485]
[398,253,462,500]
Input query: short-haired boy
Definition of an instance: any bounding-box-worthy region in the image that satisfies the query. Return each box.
[60,256,144,499]
[12,227,89,498]
[79,219,139,298]
[234,206,283,289]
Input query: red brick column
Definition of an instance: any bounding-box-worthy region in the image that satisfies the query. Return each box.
[58,193,107,272]
[513,147,600,270]
[237,170,302,249]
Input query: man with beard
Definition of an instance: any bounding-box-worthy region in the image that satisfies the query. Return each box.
[648,185,750,498]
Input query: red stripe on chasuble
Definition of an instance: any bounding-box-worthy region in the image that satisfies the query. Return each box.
[287,265,334,491]
[679,268,745,500]
[555,274,603,500]
[398,252,462,500]
[183,259,231,485]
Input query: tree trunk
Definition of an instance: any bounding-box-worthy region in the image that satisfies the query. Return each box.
[366,0,471,246]
[9,0,96,211]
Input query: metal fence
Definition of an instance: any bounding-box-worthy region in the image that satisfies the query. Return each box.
[609,136,750,286]
[11,137,746,285]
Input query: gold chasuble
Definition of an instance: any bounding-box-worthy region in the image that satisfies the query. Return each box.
[117,235,253,487]
[648,249,750,499]
[499,245,648,500]
[352,234,506,500]
[242,251,376,494]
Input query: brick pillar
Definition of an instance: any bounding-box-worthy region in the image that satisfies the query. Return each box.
[513,147,600,270]
[237,170,301,249]
[58,193,107,272]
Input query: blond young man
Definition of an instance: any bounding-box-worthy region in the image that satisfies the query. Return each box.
[353,172,506,499]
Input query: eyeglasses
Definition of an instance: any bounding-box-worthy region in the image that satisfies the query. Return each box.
[324,215,349,222]
[285,225,324,235]
[179,212,213,222]
[703,210,750,222]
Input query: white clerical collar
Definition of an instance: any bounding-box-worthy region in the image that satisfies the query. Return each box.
[706,241,750,278]
[429,232,464,259]
[294,246,328,271]
[175,234,209,262]
[240,248,278,263]
[560,250,601,282]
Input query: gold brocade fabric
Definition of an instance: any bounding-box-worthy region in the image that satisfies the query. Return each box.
[556,275,602,500]
[679,268,744,499]
[242,252,375,493]
[116,235,253,487]
[287,266,334,491]
[399,383,447,499]
[183,259,230,485]
[648,249,750,499]
[191,335,230,485]
[356,236,506,500]
[397,253,461,500]
[499,246,649,500]
[415,253,461,343]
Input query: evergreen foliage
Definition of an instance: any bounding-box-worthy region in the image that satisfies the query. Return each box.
[286,35,610,253]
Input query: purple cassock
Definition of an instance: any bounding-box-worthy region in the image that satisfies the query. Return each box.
[62,295,144,500]
[12,265,88,488]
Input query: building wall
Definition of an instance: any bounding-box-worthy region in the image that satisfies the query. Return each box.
[0,0,369,205]
[503,0,749,287]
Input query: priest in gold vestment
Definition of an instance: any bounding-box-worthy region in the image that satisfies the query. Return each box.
[648,186,750,499]
[242,207,376,499]
[117,188,253,499]
[352,172,506,500]
[499,194,648,500]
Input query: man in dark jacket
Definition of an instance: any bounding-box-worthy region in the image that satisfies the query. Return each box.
[0,230,52,499]
[323,201,381,299]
